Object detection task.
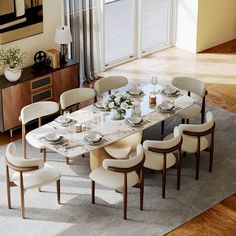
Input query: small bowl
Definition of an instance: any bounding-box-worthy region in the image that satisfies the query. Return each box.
[45,133,61,142]
[84,133,101,142]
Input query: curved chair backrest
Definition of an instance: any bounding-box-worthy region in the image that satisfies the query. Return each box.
[179,111,214,133]
[60,88,96,110]
[103,144,144,170]
[20,101,59,125]
[5,142,44,169]
[172,77,206,98]
[143,127,182,151]
[94,76,128,97]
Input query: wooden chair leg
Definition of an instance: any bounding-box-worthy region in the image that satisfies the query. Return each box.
[66,157,69,165]
[177,150,182,190]
[124,173,128,220]
[209,132,214,173]
[162,154,167,198]
[92,180,95,204]
[42,148,46,162]
[56,179,61,204]
[195,152,200,180]
[181,119,185,124]
[140,167,144,211]
[6,165,11,209]
[186,119,189,124]
[20,172,25,219]
[161,120,165,135]
[22,125,27,159]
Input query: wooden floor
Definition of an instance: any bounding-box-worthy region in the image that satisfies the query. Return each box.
[0,40,236,235]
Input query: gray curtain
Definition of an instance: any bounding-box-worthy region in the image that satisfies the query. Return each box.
[65,0,95,83]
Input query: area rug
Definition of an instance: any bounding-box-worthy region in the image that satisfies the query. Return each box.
[0,104,235,236]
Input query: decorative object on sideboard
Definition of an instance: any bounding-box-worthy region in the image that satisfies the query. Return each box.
[0,47,28,82]
[32,51,52,73]
[46,49,60,69]
[54,26,72,65]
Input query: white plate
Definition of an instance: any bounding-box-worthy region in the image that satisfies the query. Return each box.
[44,135,63,144]
[128,88,143,96]
[45,133,61,142]
[84,133,102,142]
[55,116,72,124]
[83,137,103,145]
[125,118,144,127]
[159,101,174,110]
[162,85,179,96]
[126,116,142,125]
[93,101,105,110]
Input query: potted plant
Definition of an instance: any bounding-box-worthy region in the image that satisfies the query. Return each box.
[0,47,28,82]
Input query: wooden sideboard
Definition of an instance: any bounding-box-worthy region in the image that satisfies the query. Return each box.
[0,59,79,133]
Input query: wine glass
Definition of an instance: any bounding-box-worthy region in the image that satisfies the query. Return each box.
[151,76,158,94]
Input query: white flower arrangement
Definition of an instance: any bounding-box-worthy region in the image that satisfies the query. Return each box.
[104,93,133,113]
[0,47,28,69]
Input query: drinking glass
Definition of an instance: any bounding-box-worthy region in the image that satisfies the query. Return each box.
[151,76,158,94]
[63,111,70,132]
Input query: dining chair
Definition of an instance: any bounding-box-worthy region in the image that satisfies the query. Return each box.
[172,77,207,124]
[143,127,182,199]
[161,77,207,135]
[93,76,128,101]
[60,87,96,114]
[89,144,145,220]
[20,101,59,161]
[178,111,215,180]
[60,87,96,164]
[5,142,61,219]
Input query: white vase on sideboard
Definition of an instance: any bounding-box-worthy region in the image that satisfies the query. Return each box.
[4,67,22,82]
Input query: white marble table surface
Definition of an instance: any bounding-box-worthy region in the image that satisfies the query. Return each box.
[27,84,194,158]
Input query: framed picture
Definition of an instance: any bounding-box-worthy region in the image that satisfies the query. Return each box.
[0,0,43,44]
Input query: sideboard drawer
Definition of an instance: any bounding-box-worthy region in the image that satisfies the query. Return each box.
[31,89,52,103]
[31,74,52,92]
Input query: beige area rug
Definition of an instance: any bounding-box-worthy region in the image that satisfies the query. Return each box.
[0,104,235,236]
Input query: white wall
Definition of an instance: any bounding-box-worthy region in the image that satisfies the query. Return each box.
[197,0,236,52]
[0,0,63,74]
[175,0,199,53]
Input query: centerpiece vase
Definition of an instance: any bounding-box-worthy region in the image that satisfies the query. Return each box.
[112,108,126,120]
[4,67,22,82]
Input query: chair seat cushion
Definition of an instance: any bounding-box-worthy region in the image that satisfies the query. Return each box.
[12,163,61,190]
[165,133,208,153]
[26,132,45,150]
[144,151,176,170]
[89,167,139,189]
[176,104,201,120]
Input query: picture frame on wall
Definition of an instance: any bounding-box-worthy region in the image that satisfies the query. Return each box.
[0,0,43,45]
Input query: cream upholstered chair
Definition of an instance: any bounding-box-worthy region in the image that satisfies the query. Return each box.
[94,76,128,101]
[60,88,96,164]
[89,144,145,220]
[90,131,143,170]
[20,101,59,161]
[60,87,96,113]
[143,127,182,199]
[178,111,215,180]
[172,77,207,124]
[5,142,61,219]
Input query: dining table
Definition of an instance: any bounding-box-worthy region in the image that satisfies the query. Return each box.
[27,84,195,168]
